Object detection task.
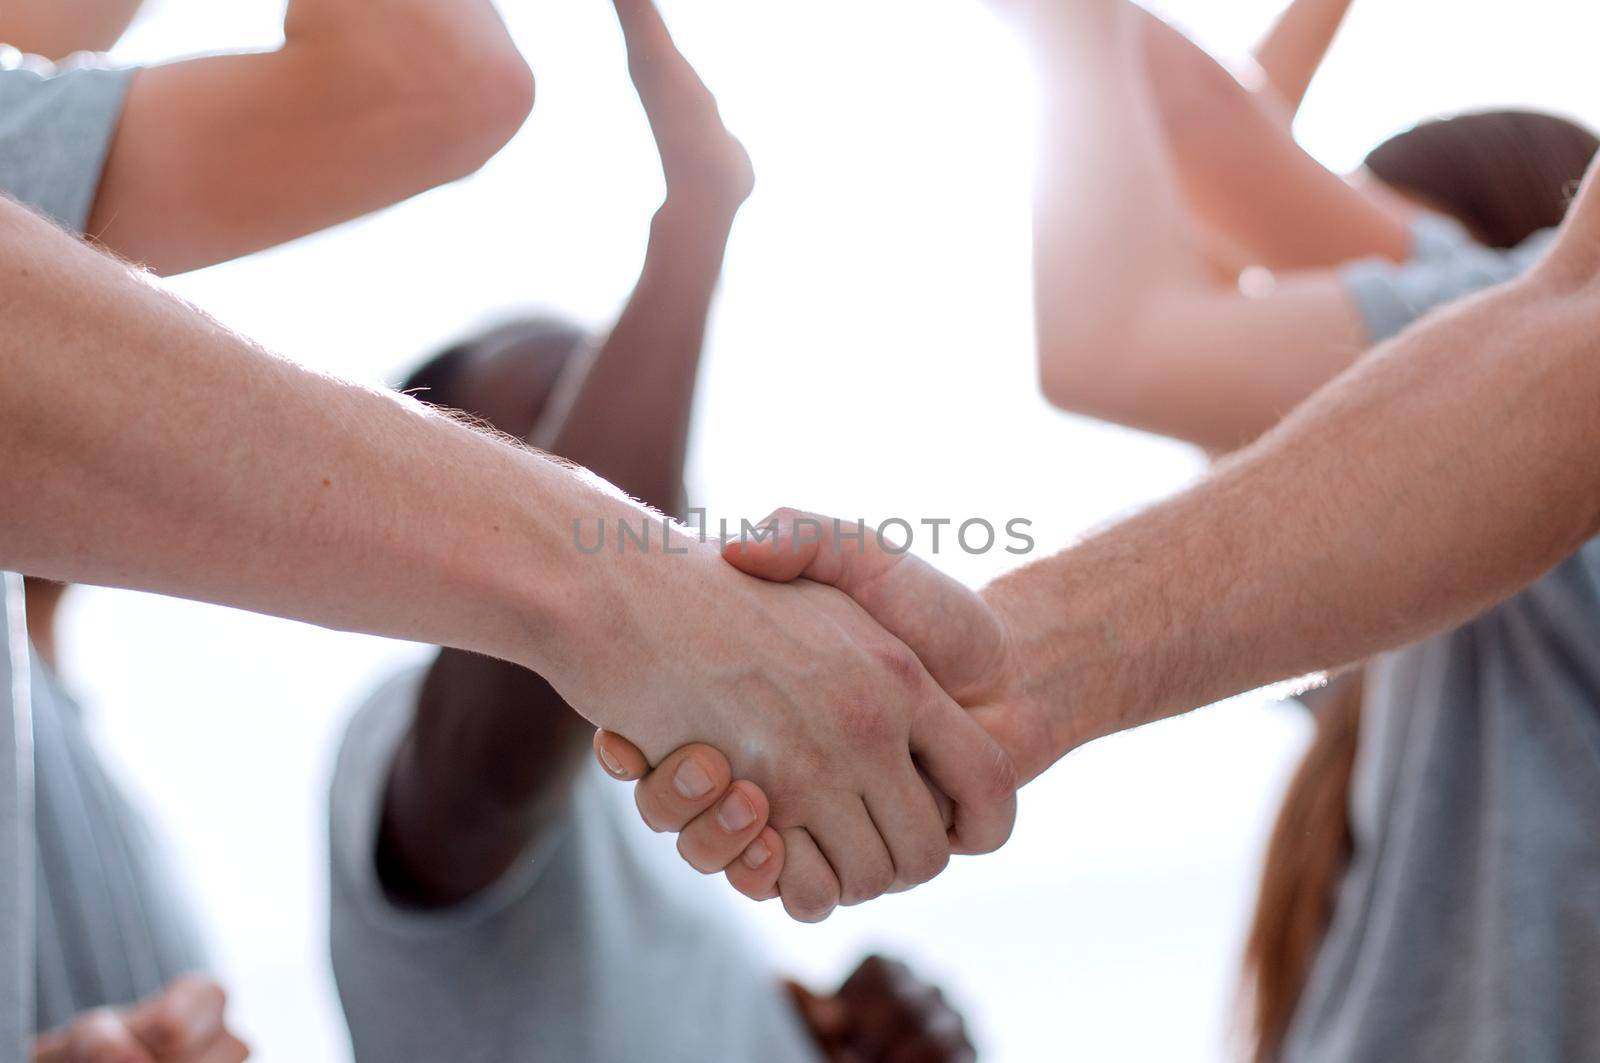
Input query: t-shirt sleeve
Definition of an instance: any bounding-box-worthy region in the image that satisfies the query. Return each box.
[327,667,575,939]
[1339,212,1557,343]
[0,48,136,234]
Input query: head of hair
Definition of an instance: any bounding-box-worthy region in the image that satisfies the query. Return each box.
[398,316,590,426]
[1364,110,1599,248]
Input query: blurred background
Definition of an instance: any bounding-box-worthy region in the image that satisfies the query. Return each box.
[56,0,1600,1058]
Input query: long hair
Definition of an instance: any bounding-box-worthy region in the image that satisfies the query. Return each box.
[1243,108,1599,1063]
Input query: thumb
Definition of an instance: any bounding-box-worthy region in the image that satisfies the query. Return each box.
[721,509,902,595]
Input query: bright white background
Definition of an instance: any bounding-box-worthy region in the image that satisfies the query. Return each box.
[49,1,1600,1059]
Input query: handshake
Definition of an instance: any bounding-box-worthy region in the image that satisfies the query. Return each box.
[564,508,1065,923]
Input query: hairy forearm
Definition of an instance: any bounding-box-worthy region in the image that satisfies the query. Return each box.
[0,199,631,682]
[1252,0,1356,114]
[989,269,1600,767]
[87,0,532,275]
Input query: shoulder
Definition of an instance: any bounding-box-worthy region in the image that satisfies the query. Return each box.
[0,47,138,233]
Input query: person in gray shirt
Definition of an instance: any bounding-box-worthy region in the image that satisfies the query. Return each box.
[329,5,976,1059]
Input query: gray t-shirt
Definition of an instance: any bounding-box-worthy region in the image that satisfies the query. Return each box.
[1284,217,1596,1061]
[0,577,32,1063]
[0,49,137,1059]
[328,668,820,1063]
[31,658,207,1031]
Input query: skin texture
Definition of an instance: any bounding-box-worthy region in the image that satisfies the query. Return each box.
[2,0,535,277]
[31,976,248,1063]
[605,0,1600,900]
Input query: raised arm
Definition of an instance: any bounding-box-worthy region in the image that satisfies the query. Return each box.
[1252,0,1357,116]
[531,0,754,511]
[0,195,1017,914]
[1021,0,1375,452]
[84,0,534,275]
[1139,6,1412,273]
[378,0,761,907]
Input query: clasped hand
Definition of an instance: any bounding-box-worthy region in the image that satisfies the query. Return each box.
[591,511,1053,921]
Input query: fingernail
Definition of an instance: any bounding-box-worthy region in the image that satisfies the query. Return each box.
[742,837,771,868]
[597,744,626,777]
[717,790,755,833]
[673,759,714,799]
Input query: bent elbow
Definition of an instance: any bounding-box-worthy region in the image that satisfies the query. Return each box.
[1033,314,1133,416]
[425,46,536,181]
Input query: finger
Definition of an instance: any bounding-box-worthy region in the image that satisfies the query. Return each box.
[632,743,732,833]
[127,976,225,1056]
[675,780,768,873]
[777,827,841,922]
[908,699,1019,856]
[191,1032,251,1063]
[593,729,649,780]
[810,798,898,908]
[863,761,949,892]
[66,1010,156,1063]
[721,508,855,584]
[724,826,784,901]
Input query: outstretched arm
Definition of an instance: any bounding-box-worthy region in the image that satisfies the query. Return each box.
[1252,0,1357,116]
[378,0,763,907]
[0,194,1016,916]
[84,0,534,275]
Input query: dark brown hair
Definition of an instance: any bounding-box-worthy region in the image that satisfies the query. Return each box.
[1243,111,1598,1063]
[1364,110,1599,248]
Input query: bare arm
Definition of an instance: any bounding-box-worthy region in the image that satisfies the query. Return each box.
[1140,8,1412,273]
[84,0,534,276]
[0,195,1018,916]
[380,0,756,906]
[1252,0,1357,116]
[991,269,1600,772]
[0,0,144,58]
[1026,0,1372,451]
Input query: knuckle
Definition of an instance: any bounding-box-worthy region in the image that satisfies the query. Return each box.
[901,841,950,887]
[871,642,923,691]
[840,863,896,906]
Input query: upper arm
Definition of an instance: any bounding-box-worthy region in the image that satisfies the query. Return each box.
[1040,272,1370,452]
[86,32,533,275]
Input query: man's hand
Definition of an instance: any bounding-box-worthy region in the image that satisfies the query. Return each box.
[787,955,976,1063]
[32,976,249,1063]
[569,538,1019,921]
[595,511,1052,904]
